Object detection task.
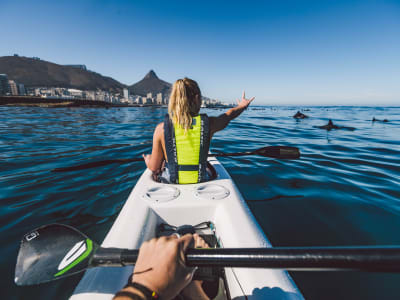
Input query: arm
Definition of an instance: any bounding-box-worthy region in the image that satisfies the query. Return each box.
[143,123,164,173]
[113,234,196,300]
[180,234,210,300]
[209,91,255,136]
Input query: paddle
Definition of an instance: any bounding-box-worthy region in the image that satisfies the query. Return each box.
[51,146,300,172]
[15,224,400,286]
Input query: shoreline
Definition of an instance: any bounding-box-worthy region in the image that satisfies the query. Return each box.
[0,96,155,108]
[0,96,234,109]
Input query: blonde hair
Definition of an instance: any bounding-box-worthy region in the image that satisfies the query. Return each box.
[168,78,201,132]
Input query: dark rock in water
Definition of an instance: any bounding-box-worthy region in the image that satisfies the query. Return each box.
[314,119,355,131]
[293,111,309,119]
[372,117,389,122]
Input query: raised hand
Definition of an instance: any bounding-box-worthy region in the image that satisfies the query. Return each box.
[236,91,255,109]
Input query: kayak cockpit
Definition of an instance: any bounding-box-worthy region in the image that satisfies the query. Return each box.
[71,157,304,300]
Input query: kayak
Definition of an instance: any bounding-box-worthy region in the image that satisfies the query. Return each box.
[70,156,304,300]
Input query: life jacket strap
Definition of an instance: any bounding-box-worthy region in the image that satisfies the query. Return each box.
[198,114,210,183]
[164,114,179,183]
[178,165,200,172]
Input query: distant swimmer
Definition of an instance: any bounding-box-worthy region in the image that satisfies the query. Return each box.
[314,119,355,131]
[372,117,389,122]
[293,111,309,119]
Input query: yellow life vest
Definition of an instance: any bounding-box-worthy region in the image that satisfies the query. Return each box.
[164,114,210,184]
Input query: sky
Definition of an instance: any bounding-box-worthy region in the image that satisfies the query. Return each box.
[0,0,399,105]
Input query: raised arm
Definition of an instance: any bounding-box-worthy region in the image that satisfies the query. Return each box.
[209,91,255,136]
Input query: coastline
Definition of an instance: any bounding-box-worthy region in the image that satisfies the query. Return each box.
[0,96,234,109]
[0,96,150,108]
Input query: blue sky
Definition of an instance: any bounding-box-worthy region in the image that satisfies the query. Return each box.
[1,0,399,105]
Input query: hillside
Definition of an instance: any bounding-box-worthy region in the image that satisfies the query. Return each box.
[0,56,125,92]
[129,70,171,96]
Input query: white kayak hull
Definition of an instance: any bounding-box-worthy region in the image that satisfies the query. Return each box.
[71,157,304,300]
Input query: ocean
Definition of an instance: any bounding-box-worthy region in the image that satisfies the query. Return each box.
[1,105,400,299]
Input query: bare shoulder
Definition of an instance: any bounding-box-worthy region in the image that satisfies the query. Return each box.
[208,116,217,126]
[155,122,164,130]
[208,116,216,135]
[208,114,229,136]
[154,122,164,137]
[208,115,221,125]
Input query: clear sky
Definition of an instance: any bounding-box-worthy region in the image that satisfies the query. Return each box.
[1,0,399,105]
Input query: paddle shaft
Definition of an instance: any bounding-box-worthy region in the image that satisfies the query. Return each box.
[51,146,300,172]
[212,151,254,157]
[93,246,400,271]
[14,222,400,286]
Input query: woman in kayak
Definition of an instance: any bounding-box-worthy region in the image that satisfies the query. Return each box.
[143,78,254,184]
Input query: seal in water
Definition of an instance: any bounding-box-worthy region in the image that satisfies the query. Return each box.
[314,119,355,131]
[372,117,389,122]
[293,111,309,119]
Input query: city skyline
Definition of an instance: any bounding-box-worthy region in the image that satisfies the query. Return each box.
[1,0,399,105]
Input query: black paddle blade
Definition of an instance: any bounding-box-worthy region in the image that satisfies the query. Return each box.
[15,224,97,286]
[256,146,300,159]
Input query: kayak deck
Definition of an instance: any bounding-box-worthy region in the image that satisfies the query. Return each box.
[71,157,304,300]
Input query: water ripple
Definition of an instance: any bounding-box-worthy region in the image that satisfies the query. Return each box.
[1,106,400,300]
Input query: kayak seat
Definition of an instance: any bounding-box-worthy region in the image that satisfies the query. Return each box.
[152,161,218,184]
[157,222,227,300]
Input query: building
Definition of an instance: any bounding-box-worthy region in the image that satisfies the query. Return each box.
[84,91,95,100]
[130,95,140,104]
[8,80,19,95]
[68,89,83,99]
[18,83,26,95]
[142,96,153,104]
[156,93,163,105]
[0,74,10,95]
[147,92,153,99]
[123,88,129,100]
[64,64,87,71]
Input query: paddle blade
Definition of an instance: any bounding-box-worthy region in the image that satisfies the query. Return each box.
[15,224,97,286]
[256,146,300,159]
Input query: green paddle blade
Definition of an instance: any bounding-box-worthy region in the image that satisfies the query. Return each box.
[256,146,300,159]
[15,224,97,286]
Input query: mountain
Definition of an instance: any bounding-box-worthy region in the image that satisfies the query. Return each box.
[0,56,125,92]
[129,70,171,96]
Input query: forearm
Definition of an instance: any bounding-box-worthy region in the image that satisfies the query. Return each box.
[113,286,146,300]
[210,93,254,135]
[214,106,247,133]
[181,281,210,300]
[224,105,247,121]
[144,154,163,173]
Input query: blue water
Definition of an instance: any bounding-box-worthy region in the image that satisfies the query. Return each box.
[1,106,400,299]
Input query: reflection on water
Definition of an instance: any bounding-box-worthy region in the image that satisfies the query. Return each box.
[1,106,400,299]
